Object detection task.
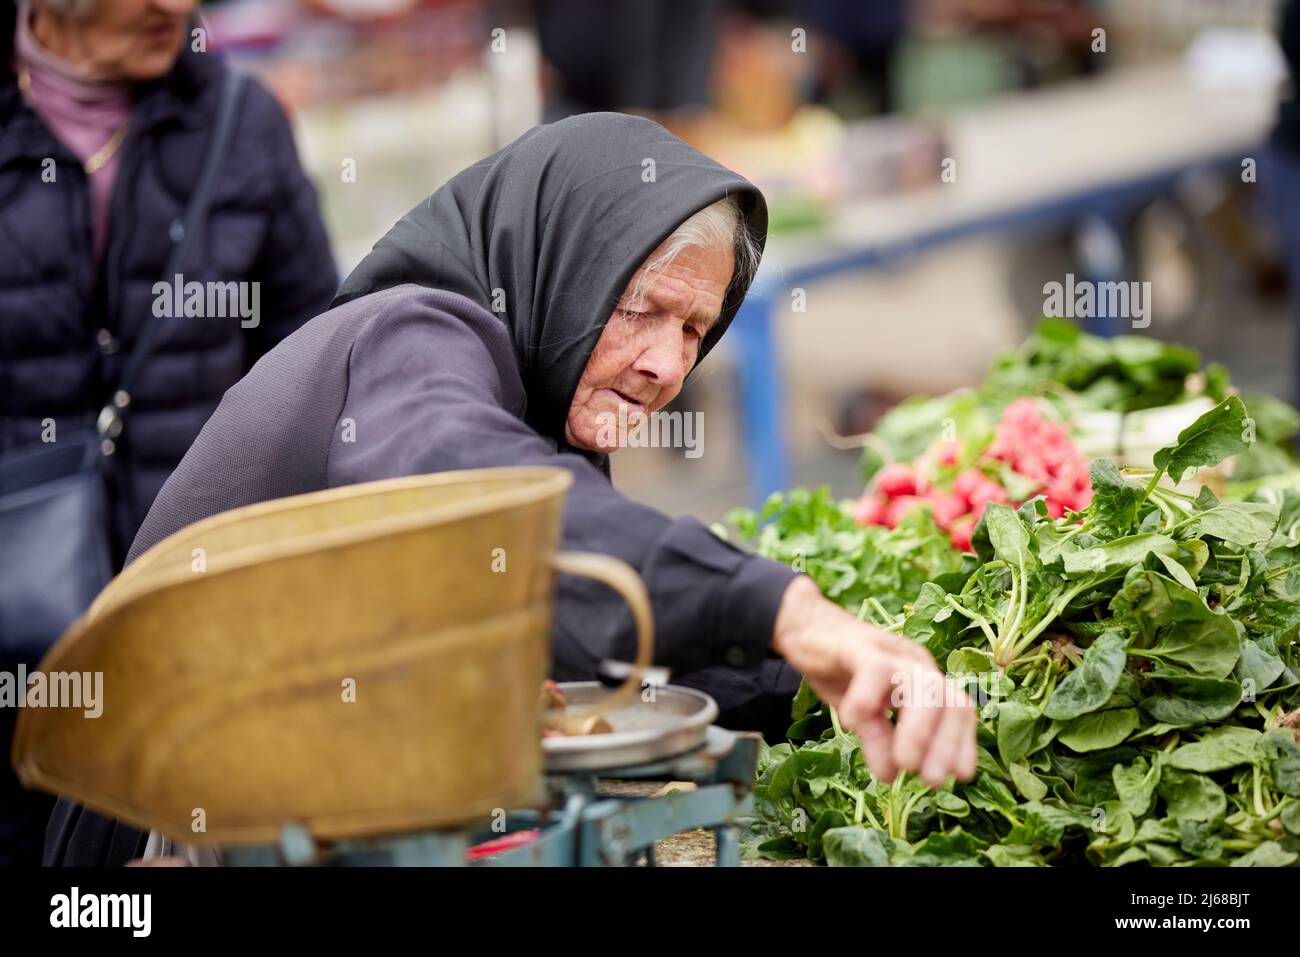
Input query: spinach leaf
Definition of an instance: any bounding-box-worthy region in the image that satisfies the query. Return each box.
[1167,727,1262,773]
[1110,846,1151,867]
[1008,761,1049,801]
[790,676,820,722]
[1113,755,1162,817]
[1043,631,1129,720]
[1140,673,1242,726]
[1004,801,1091,846]
[822,827,898,867]
[933,789,971,818]
[910,829,988,867]
[1111,571,1240,678]
[983,503,1032,566]
[1228,841,1299,867]
[996,699,1058,765]
[767,749,842,806]
[807,809,849,862]
[1178,819,1224,860]
[755,835,804,860]
[1133,816,1182,845]
[1157,768,1227,823]
[1072,748,1140,806]
[1058,708,1141,753]
[1234,637,1287,694]
[983,844,1045,866]
[1262,729,1300,798]
[963,771,1019,816]
[1152,549,1199,591]
[1174,501,1279,546]
[903,582,968,662]
[1087,459,1145,539]
[1151,396,1251,485]
[947,647,995,675]
[1062,534,1180,580]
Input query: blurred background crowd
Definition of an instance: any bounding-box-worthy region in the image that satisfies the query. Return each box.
[192,0,1298,516]
[7,0,1296,523]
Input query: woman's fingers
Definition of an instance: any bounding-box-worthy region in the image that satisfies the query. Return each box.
[838,653,900,781]
[919,693,972,787]
[774,585,978,786]
[852,637,977,786]
[958,708,979,779]
[858,713,901,783]
[890,664,948,773]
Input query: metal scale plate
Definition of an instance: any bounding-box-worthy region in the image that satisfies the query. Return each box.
[543,682,719,772]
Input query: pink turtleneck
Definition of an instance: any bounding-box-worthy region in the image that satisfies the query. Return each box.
[15,3,132,262]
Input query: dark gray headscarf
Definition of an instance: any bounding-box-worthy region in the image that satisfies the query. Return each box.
[332,112,768,445]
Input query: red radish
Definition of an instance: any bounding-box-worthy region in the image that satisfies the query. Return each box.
[854,398,1093,549]
[875,463,917,498]
[1054,458,1087,488]
[985,437,1012,461]
[1015,451,1049,484]
[1040,443,1070,469]
[1003,399,1039,428]
[1046,477,1075,501]
[884,495,927,528]
[853,494,887,526]
[930,492,968,528]
[952,468,985,503]
[968,478,1009,513]
[949,515,976,552]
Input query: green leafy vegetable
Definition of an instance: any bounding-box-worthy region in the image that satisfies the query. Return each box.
[1151,396,1251,486]
[1042,632,1128,720]
[735,338,1300,868]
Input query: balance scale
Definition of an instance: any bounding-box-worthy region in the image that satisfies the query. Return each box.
[219,684,761,867]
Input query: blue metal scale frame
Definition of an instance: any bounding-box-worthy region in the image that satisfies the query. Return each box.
[221,727,761,867]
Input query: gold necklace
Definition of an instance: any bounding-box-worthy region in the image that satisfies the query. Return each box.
[16,55,130,174]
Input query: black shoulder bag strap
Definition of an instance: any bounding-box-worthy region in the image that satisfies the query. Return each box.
[96,69,247,449]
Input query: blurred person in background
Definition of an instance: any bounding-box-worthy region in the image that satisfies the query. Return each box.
[799,0,907,116]
[0,0,336,865]
[534,0,721,122]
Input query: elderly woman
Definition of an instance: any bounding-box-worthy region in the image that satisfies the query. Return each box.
[45,112,975,865]
[1,0,335,864]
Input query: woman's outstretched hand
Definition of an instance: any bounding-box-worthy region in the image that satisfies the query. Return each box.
[771,576,977,788]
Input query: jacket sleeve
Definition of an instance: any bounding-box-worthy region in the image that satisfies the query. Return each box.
[327,290,796,679]
[242,80,338,364]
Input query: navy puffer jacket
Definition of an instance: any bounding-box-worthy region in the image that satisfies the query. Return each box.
[0,8,337,562]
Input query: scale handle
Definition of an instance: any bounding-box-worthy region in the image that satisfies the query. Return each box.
[550,551,653,729]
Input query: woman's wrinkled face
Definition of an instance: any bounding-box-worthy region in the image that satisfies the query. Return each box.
[564,241,735,453]
[32,0,197,81]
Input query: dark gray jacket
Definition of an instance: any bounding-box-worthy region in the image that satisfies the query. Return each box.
[130,284,794,677]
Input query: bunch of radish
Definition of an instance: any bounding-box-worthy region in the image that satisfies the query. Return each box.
[852,398,1092,552]
[984,398,1092,518]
